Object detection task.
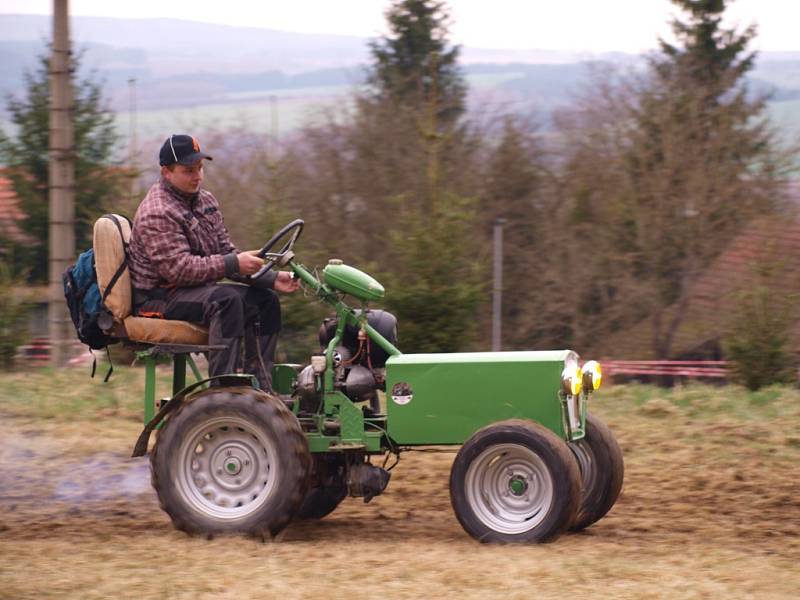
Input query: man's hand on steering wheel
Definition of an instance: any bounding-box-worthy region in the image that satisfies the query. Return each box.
[237,251,264,276]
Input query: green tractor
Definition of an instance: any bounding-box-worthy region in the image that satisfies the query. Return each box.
[116,219,623,543]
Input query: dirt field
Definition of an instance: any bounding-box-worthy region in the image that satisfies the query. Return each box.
[1,368,798,599]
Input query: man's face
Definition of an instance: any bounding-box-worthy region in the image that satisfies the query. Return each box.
[162,160,204,194]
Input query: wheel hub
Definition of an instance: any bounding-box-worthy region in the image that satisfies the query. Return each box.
[223,455,243,476]
[508,475,528,497]
[209,442,258,491]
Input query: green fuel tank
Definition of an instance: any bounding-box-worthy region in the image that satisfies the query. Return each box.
[323,260,385,301]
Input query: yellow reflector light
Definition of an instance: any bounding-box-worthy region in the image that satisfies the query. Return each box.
[561,365,583,396]
[582,360,602,391]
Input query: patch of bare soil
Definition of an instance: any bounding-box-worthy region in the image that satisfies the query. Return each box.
[1,399,798,600]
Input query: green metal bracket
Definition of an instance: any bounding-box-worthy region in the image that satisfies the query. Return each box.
[143,354,157,424]
[559,391,586,442]
[306,429,383,453]
[325,390,365,444]
[139,350,207,425]
[187,354,204,384]
[322,314,347,394]
[173,354,186,396]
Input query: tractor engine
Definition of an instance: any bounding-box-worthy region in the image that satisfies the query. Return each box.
[295,309,397,414]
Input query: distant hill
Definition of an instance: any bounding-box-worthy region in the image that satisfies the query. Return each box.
[2,13,800,142]
[0,14,370,73]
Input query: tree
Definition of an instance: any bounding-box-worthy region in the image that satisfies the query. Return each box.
[554,1,791,359]
[657,0,755,90]
[361,2,484,351]
[629,0,790,359]
[381,190,484,353]
[0,52,126,282]
[478,116,555,349]
[367,0,466,122]
[269,1,484,353]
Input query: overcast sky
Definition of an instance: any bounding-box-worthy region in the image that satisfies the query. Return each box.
[0,0,796,53]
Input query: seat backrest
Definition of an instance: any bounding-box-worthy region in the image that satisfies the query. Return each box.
[93,214,132,320]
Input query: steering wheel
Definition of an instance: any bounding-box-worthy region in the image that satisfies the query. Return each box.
[251,219,304,281]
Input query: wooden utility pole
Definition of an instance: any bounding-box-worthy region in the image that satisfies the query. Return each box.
[128,77,138,204]
[48,0,75,366]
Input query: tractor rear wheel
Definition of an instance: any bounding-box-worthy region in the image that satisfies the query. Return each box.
[568,412,624,531]
[151,387,310,538]
[449,419,581,543]
[296,454,348,520]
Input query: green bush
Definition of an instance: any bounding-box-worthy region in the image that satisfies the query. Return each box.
[724,284,796,390]
[381,191,485,353]
[0,259,33,369]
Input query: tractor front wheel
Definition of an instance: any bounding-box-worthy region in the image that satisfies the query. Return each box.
[449,419,581,543]
[151,387,310,538]
[568,412,624,531]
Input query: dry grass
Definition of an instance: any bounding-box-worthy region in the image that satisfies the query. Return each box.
[1,368,799,599]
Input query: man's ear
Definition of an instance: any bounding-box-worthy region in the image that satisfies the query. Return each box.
[161,165,172,179]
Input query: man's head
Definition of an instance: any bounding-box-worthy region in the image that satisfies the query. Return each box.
[159,134,213,194]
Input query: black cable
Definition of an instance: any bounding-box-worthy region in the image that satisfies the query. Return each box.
[399,446,459,454]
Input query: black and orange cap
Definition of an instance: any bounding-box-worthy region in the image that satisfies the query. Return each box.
[159,134,213,166]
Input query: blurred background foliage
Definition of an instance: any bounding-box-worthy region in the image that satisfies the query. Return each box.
[1,0,798,388]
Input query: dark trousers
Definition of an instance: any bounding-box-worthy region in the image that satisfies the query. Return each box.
[138,283,281,391]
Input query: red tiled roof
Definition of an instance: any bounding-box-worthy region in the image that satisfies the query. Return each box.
[0,176,32,243]
[598,214,800,358]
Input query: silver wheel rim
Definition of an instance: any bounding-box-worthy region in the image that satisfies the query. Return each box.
[570,439,597,495]
[465,443,554,535]
[175,416,278,521]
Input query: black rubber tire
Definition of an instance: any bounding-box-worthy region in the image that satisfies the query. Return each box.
[568,412,624,531]
[151,387,310,538]
[449,419,581,543]
[296,454,348,520]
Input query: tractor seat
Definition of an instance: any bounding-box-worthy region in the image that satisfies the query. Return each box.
[93,214,209,346]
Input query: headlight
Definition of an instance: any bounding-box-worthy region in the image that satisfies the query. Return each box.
[561,365,583,396]
[582,360,602,391]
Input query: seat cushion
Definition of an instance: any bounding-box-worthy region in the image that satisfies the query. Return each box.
[123,316,209,345]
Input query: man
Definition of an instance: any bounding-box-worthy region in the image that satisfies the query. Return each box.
[129,134,299,391]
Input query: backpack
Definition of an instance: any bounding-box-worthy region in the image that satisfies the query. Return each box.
[63,247,112,350]
[62,214,130,364]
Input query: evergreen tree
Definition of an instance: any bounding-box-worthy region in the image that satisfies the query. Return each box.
[480,117,551,349]
[657,0,756,90]
[725,283,796,390]
[344,1,480,351]
[381,189,484,353]
[367,0,466,122]
[0,52,126,282]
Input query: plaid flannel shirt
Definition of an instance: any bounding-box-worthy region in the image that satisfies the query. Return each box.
[129,178,239,290]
